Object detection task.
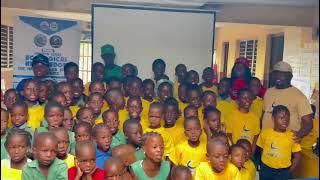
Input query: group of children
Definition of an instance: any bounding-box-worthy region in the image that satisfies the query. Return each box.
[0,57,316,180]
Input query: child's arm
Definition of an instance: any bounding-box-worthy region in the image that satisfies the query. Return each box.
[289,151,302,173]
[227,133,233,144]
[251,135,259,157]
[128,166,138,180]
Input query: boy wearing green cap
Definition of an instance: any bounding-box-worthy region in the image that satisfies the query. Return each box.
[100,44,122,83]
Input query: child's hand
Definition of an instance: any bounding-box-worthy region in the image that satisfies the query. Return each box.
[85,166,97,180]
[75,160,83,180]
[291,130,302,143]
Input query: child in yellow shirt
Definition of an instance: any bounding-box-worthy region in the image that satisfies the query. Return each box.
[200,67,218,94]
[88,81,109,112]
[236,139,256,180]
[216,78,236,123]
[56,82,80,117]
[1,129,32,180]
[172,117,206,175]
[173,64,187,98]
[76,107,95,126]
[21,79,44,130]
[226,88,260,150]
[87,92,104,124]
[229,144,251,180]
[249,77,264,119]
[257,105,302,179]
[186,84,204,126]
[71,78,87,108]
[126,97,148,131]
[201,90,217,109]
[142,79,155,103]
[203,106,226,139]
[51,127,75,169]
[177,83,188,106]
[301,104,319,149]
[144,102,175,160]
[194,138,238,180]
[163,97,185,145]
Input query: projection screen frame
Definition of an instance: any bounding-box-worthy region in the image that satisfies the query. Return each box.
[91,3,216,79]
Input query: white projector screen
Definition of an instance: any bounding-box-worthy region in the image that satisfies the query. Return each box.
[92,4,215,80]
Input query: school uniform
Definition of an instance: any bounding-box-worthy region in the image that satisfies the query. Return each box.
[63,154,75,169]
[110,130,126,148]
[68,166,105,179]
[131,160,170,180]
[96,147,112,169]
[194,162,239,180]
[1,158,32,180]
[22,158,67,180]
[1,132,7,160]
[27,103,44,130]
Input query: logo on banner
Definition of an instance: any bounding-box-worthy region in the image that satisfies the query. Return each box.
[50,22,59,32]
[34,34,47,47]
[40,21,50,31]
[50,35,63,48]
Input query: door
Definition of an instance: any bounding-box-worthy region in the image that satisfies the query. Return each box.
[268,35,284,87]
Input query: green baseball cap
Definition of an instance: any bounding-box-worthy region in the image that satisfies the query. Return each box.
[101,44,115,56]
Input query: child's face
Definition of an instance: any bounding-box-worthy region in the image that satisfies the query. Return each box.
[207,112,221,132]
[128,81,142,97]
[109,92,125,111]
[184,108,198,119]
[46,107,64,128]
[95,128,112,152]
[153,63,165,78]
[6,135,28,163]
[65,67,78,82]
[72,81,84,98]
[273,111,290,132]
[4,91,18,110]
[237,91,253,111]
[240,143,252,161]
[63,110,74,131]
[127,99,142,119]
[178,85,187,103]
[158,85,173,102]
[143,83,154,99]
[249,79,261,97]
[202,69,214,82]
[93,65,104,81]
[203,94,217,108]
[164,105,179,126]
[186,72,199,85]
[207,144,228,173]
[34,137,57,167]
[187,90,201,108]
[104,162,127,180]
[54,131,69,158]
[122,65,135,78]
[148,107,162,128]
[75,127,91,142]
[90,83,105,95]
[23,81,39,102]
[231,147,246,169]
[1,111,8,135]
[218,80,230,97]
[175,65,187,82]
[79,109,94,125]
[53,95,67,107]
[143,136,164,163]
[77,146,96,174]
[124,123,142,146]
[33,63,48,77]
[104,111,119,135]
[11,106,28,127]
[58,85,73,107]
[88,95,103,115]
[38,84,49,103]
[184,120,201,143]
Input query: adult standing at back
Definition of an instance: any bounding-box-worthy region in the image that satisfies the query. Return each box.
[101,44,122,83]
[262,61,313,142]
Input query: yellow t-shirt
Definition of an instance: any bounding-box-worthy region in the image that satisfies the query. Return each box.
[194,162,239,180]
[70,106,80,118]
[226,109,260,144]
[236,167,252,180]
[141,98,152,120]
[84,82,91,96]
[63,154,75,169]
[256,128,301,169]
[1,159,31,180]
[217,99,236,124]
[173,80,179,98]
[27,104,44,130]
[172,140,206,174]
[202,85,218,95]
[164,125,186,146]
[101,100,109,113]
[244,160,256,180]
[231,97,263,121]
[118,109,129,133]
[144,127,175,159]
[262,87,313,131]
[301,118,319,149]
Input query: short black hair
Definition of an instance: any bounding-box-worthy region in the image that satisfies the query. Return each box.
[74,121,92,135]
[229,143,245,154]
[64,62,78,72]
[175,64,187,72]
[33,132,57,148]
[149,101,164,112]
[236,138,251,147]
[201,90,216,100]
[123,118,141,133]
[141,132,162,146]
[92,123,110,137]
[152,59,166,68]
[1,108,9,120]
[203,106,220,119]
[183,105,198,117]
[75,140,95,157]
[237,88,252,98]
[89,81,105,92]
[72,78,83,85]
[23,79,38,90]
[163,97,179,109]
[76,107,93,120]
[171,165,191,178]
[88,92,103,102]
[48,91,65,102]
[272,105,290,117]
[186,84,201,95]
[45,101,64,115]
[56,81,72,91]
[92,62,104,70]
[184,116,200,129]
[5,128,32,148]
[143,79,155,87]
[11,100,28,112]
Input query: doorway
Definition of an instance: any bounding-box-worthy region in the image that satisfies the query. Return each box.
[268,34,284,87]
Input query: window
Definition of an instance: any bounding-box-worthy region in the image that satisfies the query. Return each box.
[79,41,92,84]
[239,40,258,76]
[222,42,229,77]
[1,25,13,68]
